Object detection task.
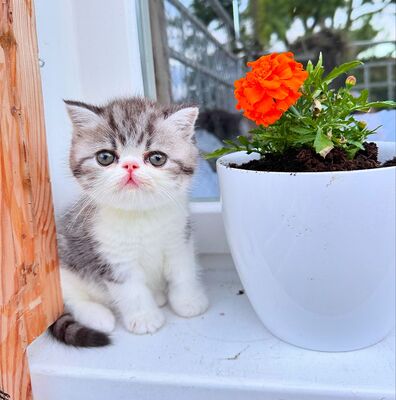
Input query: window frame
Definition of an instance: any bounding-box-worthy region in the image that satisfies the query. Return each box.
[136,0,227,254]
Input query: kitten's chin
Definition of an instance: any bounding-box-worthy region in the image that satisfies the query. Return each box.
[90,189,187,212]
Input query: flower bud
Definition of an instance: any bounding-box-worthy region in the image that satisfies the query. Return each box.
[358,121,367,129]
[345,76,357,87]
[312,99,322,117]
[313,99,322,110]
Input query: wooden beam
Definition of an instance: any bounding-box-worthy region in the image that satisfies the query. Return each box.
[149,0,172,104]
[0,1,63,399]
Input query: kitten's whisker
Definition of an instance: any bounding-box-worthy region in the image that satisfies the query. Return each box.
[156,184,185,211]
[65,197,94,231]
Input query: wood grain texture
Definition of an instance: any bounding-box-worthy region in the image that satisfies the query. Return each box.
[0,1,63,399]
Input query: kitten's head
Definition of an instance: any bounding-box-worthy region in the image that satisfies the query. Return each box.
[66,97,199,210]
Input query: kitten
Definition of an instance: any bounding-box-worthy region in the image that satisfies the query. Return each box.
[50,97,209,347]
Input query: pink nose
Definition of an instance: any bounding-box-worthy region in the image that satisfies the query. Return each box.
[122,161,140,171]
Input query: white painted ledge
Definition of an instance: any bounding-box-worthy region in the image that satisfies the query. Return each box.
[28,254,395,400]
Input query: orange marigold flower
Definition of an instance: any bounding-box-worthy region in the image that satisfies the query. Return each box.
[234,52,308,126]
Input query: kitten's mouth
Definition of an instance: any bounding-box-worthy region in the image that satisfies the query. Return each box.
[121,175,140,188]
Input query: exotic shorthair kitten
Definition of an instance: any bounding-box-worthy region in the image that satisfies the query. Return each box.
[50,97,209,347]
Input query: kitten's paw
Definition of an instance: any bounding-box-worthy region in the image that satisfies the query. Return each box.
[153,291,167,307]
[123,309,165,334]
[73,301,116,333]
[169,286,209,318]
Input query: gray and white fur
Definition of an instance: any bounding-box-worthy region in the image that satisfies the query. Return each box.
[50,97,209,347]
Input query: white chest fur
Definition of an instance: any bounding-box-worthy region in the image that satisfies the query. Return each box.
[93,204,188,271]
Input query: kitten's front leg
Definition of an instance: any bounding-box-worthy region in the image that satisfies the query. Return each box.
[166,242,209,318]
[106,267,165,334]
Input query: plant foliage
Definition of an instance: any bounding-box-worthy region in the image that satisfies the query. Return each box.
[206,55,396,160]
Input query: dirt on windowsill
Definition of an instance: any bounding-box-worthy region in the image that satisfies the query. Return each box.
[230,142,395,172]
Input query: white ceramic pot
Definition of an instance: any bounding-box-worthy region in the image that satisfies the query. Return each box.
[217,142,396,352]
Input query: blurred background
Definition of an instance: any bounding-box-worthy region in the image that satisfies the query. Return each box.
[147,0,396,199]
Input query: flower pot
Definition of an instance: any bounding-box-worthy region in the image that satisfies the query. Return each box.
[217,141,396,352]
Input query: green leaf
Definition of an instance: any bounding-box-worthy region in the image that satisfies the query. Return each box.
[345,146,360,160]
[324,60,363,84]
[347,139,365,150]
[306,60,313,74]
[326,122,353,130]
[249,128,264,135]
[237,135,250,146]
[316,52,323,70]
[223,139,237,147]
[312,66,324,82]
[295,136,316,144]
[314,130,334,158]
[289,126,313,134]
[354,101,396,110]
[356,89,369,103]
[204,147,236,159]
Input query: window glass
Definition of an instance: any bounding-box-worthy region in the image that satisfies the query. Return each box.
[151,0,396,200]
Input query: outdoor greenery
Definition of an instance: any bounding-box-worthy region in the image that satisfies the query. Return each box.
[245,0,393,50]
[192,0,394,54]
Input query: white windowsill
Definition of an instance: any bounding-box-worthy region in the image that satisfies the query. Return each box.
[28,254,395,400]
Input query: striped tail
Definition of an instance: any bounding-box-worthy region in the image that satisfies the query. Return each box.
[49,313,111,347]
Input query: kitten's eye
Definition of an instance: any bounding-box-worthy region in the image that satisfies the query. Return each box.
[96,151,116,166]
[146,151,167,167]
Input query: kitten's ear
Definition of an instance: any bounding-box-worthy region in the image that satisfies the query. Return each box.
[64,100,103,130]
[166,107,199,138]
